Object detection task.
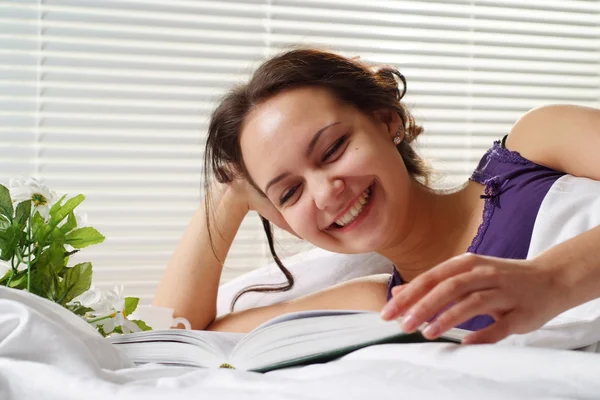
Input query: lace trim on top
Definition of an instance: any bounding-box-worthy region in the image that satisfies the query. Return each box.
[467,176,500,254]
[490,139,534,165]
[467,139,526,254]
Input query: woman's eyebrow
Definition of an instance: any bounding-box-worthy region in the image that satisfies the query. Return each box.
[305,121,342,157]
[265,172,291,194]
[264,121,342,194]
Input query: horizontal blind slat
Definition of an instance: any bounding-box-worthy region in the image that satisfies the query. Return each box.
[1,0,599,302]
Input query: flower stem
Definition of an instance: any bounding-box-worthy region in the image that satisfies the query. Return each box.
[6,255,20,287]
[26,206,35,292]
[14,248,23,269]
[87,313,117,324]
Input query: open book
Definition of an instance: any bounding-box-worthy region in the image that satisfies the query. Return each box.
[109,310,469,373]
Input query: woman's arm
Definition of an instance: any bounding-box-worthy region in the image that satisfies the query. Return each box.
[153,184,248,330]
[207,274,389,333]
[380,226,600,344]
[534,224,600,315]
[154,179,390,332]
[506,104,600,180]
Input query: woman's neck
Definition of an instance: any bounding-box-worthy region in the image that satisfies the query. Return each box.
[378,178,485,282]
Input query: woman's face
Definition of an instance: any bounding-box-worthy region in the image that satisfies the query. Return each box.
[240,86,412,254]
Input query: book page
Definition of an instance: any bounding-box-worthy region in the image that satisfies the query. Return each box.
[252,309,368,331]
[109,330,244,368]
[229,311,468,371]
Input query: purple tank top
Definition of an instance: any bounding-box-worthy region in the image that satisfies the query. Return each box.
[387,136,565,331]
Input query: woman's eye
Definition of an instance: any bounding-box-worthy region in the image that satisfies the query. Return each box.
[280,184,300,205]
[322,134,348,162]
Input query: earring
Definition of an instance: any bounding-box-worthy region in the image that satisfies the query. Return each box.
[393,133,402,145]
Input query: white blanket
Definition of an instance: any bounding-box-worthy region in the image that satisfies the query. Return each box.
[2,286,600,400]
[3,174,600,399]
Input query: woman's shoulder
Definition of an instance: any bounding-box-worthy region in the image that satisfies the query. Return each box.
[503,104,600,180]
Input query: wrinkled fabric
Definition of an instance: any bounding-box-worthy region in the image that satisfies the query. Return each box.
[2,287,600,400]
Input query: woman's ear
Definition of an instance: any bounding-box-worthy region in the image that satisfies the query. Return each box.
[374,109,403,142]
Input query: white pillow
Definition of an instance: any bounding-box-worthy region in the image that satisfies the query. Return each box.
[216,248,393,316]
[504,174,600,350]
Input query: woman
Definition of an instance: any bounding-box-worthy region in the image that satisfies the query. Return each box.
[154,48,600,344]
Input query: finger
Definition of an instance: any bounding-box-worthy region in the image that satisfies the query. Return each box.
[420,289,510,340]
[380,254,485,322]
[402,267,500,332]
[462,314,517,344]
[391,285,406,297]
[398,254,486,306]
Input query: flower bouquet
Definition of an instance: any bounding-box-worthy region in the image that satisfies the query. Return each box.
[0,177,150,336]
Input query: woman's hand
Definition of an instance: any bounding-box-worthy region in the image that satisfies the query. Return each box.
[220,177,297,237]
[380,253,567,344]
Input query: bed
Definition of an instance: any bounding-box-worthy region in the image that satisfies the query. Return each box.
[2,174,600,399]
[2,256,600,400]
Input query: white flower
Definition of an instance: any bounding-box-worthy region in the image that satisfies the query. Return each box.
[9,177,58,219]
[76,211,88,227]
[0,258,27,274]
[71,285,141,335]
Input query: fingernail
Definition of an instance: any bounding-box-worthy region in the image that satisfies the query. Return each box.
[391,285,405,296]
[422,322,440,339]
[401,314,417,332]
[462,335,475,345]
[380,303,397,320]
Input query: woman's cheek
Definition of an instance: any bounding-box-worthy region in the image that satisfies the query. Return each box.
[284,204,314,238]
[341,145,374,173]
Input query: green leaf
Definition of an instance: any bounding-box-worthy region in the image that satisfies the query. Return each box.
[0,216,9,230]
[48,194,66,219]
[0,184,13,221]
[131,319,153,331]
[0,225,23,261]
[112,326,124,335]
[31,210,46,239]
[67,301,94,317]
[58,262,92,306]
[28,269,47,297]
[49,194,84,228]
[8,272,28,289]
[124,297,139,316]
[0,268,12,285]
[14,200,31,228]
[65,227,105,249]
[37,242,66,275]
[96,325,107,337]
[59,212,78,234]
[49,227,66,245]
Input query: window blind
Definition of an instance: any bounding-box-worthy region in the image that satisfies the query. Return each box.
[1,0,599,303]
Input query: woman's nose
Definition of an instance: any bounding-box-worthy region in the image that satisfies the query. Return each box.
[312,177,345,211]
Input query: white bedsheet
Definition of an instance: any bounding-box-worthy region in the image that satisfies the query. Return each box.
[2,286,600,400]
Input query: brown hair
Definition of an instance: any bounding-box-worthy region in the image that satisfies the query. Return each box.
[204,47,428,311]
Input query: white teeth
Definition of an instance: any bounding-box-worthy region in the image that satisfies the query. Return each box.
[335,187,372,227]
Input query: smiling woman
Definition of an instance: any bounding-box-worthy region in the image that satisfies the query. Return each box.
[153,47,600,342]
[240,85,415,254]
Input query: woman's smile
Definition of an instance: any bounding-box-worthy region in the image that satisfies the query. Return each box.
[327,182,376,233]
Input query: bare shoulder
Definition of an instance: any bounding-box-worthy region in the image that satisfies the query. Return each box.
[505,104,573,152]
[207,274,391,333]
[508,104,596,140]
[505,104,600,175]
